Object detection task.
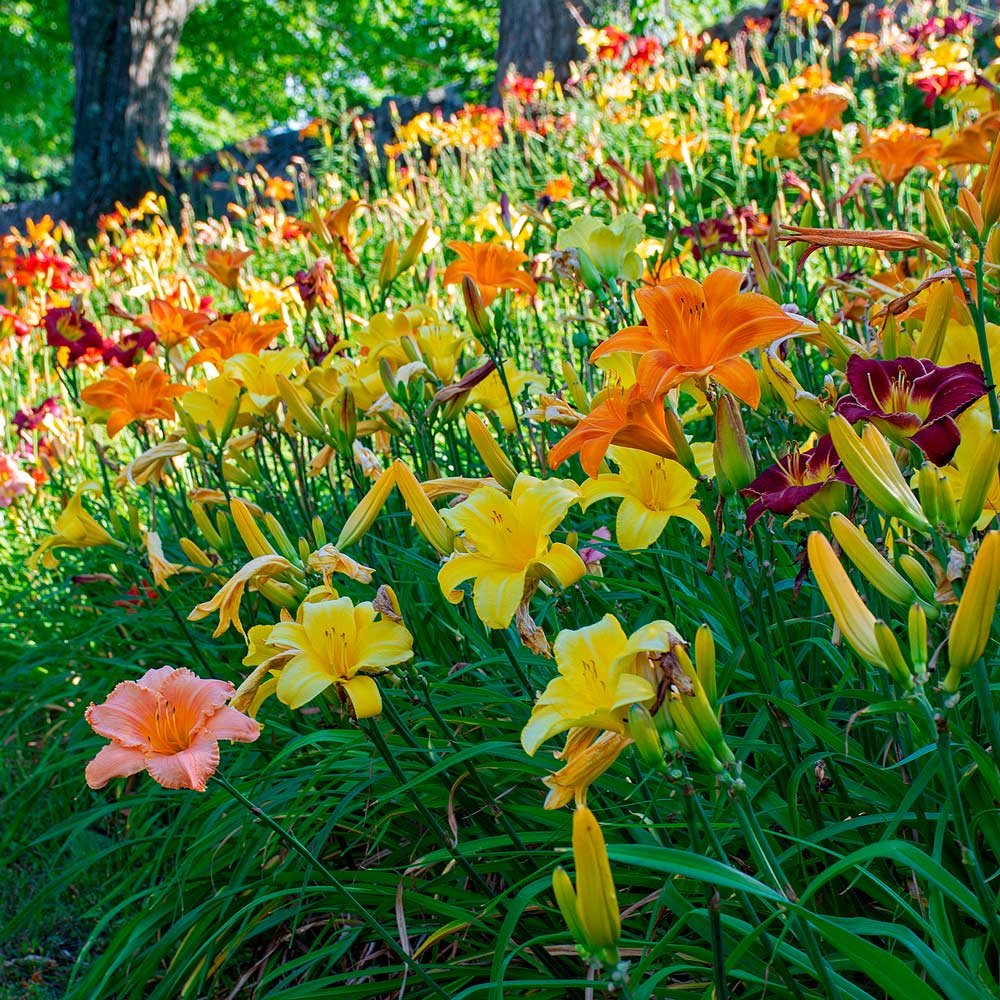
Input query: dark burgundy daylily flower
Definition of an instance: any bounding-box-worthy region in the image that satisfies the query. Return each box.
[101,327,157,367]
[835,354,988,466]
[42,305,105,364]
[742,435,853,528]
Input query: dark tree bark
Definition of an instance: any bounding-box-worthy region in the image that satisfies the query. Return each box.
[67,0,200,229]
[492,0,598,104]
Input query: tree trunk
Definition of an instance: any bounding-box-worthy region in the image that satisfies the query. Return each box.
[67,0,199,229]
[492,0,598,104]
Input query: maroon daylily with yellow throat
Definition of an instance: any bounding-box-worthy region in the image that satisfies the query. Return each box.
[742,435,853,528]
[835,355,988,466]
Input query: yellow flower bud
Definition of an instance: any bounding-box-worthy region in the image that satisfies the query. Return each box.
[230,497,277,558]
[908,603,928,675]
[628,703,668,773]
[694,624,717,709]
[944,532,1000,691]
[829,513,917,606]
[913,279,955,363]
[392,460,455,556]
[923,187,951,242]
[980,133,1000,234]
[336,464,398,549]
[873,620,913,689]
[276,374,326,438]
[378,238,399,287]
[958,429,1000,536]
[465,412,518,490]
[571,806,621,967]
[828,415,929,530]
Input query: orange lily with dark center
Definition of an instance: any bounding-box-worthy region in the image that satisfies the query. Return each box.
[548,383,676,477]
[590,269,802,408]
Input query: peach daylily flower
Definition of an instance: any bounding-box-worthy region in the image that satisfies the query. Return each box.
[85,666,259,792]
[80,361,191,437]
[590,268,802,408]
[442,241,538,306]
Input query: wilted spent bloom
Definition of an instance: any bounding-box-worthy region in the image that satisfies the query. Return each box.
[834,355,987,466]
[742,435,852,528]
[85,666,259,792]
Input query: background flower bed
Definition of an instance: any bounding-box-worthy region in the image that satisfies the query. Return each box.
[3,4,1000,999]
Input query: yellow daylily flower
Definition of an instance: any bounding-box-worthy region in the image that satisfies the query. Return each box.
[580,449,709,551]
[224,346,306,415]
[267,596,414,716]
[145,531,184,588]
[28,482,124,571]
[438,474,583,629]
[522,615,656,755]
[176,375,244,434]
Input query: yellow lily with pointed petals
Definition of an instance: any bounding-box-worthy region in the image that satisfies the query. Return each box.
[580,449,709,551]
[438,474,583,629]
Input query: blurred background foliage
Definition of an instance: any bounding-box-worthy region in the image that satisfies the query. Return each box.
[0,0,740,203]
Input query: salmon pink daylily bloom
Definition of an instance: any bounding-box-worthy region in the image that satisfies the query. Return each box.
[590,268,802,408]
[835,355,987,465]
[438,474,584,629]
[85,666,259,792]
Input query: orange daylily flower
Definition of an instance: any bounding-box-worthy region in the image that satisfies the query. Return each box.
[544,176,573,201]
[590,268,802,408]
[547,383,677,478]
[85,665,259,791]
[196,248,254,289]
[81,361,191,437]
[302,199,363,264]
[778,93,849,136]
[937,113,1000,168]
[442,241,538,306]
[264,176,295,201]
[855,122,941,185]
[188,312,286,368]
[144,298,210,348]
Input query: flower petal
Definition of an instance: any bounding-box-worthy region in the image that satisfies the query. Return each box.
[85,743,148,789]
[85,682,158,748]
[340,675,383,719]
